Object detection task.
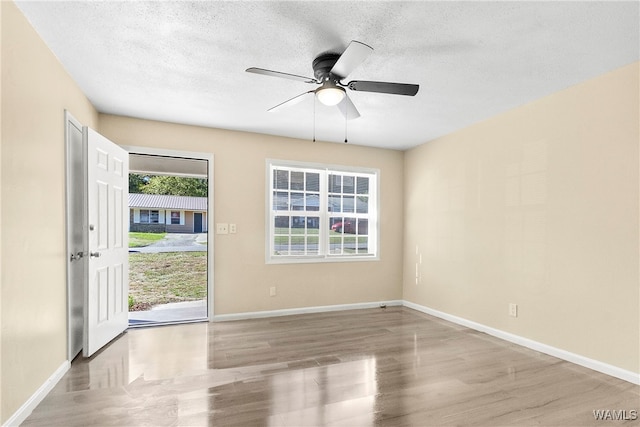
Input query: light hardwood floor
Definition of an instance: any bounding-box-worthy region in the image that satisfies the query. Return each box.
[23,307,639,426]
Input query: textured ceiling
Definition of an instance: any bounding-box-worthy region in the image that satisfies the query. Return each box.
[15,1,640,150]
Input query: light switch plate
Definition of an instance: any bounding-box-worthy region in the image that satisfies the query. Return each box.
[216,223,229,234]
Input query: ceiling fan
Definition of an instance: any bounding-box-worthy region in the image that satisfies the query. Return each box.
[246,40,419,120]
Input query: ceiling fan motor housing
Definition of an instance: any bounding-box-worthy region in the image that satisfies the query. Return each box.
[312,53,342,82]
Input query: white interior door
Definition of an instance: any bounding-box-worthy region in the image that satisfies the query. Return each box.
[83,127,129,357]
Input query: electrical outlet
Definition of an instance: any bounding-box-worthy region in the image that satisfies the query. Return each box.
[269,286,276,297]
[229,223,237,234]
[509,303,518,317]
[216,223,228,234]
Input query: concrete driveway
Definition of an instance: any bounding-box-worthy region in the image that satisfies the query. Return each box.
[131,233,207,253]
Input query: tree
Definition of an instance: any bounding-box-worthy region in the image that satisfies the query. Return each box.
[141,175,208,197]
[129,173,148,193]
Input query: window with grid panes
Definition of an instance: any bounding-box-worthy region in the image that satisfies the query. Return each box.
[268,161,378,263]
[170,211,181,225]
[139,209,160,224]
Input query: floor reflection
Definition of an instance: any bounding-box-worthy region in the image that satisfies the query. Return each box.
[22,307,640,427]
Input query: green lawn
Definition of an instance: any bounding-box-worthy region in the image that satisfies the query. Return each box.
[129,232,166,248]
[274,227,319,235]
[128,251,206,310]
[273,227,368,257]
[273,227,367,245]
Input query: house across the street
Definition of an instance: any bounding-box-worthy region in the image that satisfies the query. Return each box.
[129,193,207,233]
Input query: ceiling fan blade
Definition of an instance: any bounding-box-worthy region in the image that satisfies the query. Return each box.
[336,93,360,120]
[268,91,314,113]
[330,41,373,79]
[246,67,317,84]
[347,80,419,96]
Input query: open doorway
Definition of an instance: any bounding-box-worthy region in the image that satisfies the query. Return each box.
[126,152,212,326]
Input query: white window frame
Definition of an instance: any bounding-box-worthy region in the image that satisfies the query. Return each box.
[170,210,181,225]
[266,159,379,264]
[139,209,160,224]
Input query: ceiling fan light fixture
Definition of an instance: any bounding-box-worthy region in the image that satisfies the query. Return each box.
[247,40,419,120]
[316,84,345,106]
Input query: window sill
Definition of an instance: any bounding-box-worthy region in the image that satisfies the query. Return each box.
[266,254,379,265]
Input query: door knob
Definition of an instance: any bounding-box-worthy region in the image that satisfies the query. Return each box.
[70,251,84,262]
[90,251,101,258]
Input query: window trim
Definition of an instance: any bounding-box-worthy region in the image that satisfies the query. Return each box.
[170,210,181,225]
[139,209,160,224]
[266,159,380,264]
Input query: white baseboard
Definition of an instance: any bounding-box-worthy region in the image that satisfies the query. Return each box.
[213,300,403,322]
[7,300,635,427]
[403,300,640,385]
[3,360,70,427]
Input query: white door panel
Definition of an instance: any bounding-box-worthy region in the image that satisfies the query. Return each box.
[84,127,129,357]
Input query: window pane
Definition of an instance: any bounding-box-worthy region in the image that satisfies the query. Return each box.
[307,235,319,255]
[344,217,357,234]
[150,210,159,223]
[357,218,369,235]
[291,171,304,190]
[274,215,289,230]
[343,233,357,253]
[308,217,320,233]
[275,169,289,190]
[329,236,342,254]
[291,193,304,211]
[357,237,369,254]
[328,174,341,193]
[306,193,320,211]
[306,173,320,192]
[290,236,305,255]
[274,235,289,256]
[343,176,355,194]
[328,195,341,212]
[331,217,344,233]
[140,210,149,223]
[356,196,369,213]
[274,191,288,210]
[357,177,369,194]
[343,195,355,213]
[291,216,306,232]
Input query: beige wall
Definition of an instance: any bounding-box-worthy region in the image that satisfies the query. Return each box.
[2,0,638,423]
[99,115,405,315]
[403,62,639,374]
[1,2,98,422]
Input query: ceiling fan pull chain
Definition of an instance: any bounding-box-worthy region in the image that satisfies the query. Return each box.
[344,104,348,143]
[246,40,418,145]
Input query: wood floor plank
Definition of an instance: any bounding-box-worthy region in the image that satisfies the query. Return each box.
[22,307,639,426]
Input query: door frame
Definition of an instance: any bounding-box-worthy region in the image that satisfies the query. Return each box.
[64,110,85,361]
[123,145,215,320]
